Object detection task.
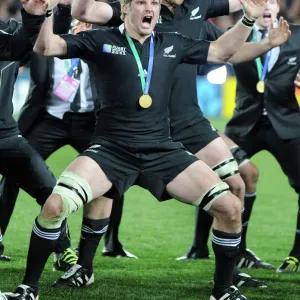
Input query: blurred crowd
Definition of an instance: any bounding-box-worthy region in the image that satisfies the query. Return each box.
[0,0,300,28]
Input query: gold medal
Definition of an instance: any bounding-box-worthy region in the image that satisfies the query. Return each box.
[256,81,265,94]
[139,94,152,108]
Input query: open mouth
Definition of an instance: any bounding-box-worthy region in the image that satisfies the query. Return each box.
[142,16,152,25]
[263,12,272,20]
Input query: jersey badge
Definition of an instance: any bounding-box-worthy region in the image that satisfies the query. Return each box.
[190,7,202,20]
[102,44,126,55]
[163,45,176,58]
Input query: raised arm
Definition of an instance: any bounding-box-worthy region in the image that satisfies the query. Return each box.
[0,14,32,61]
[229,0,242,13]
[207,0,267,63]
[229,17,291,64]
[34,0,97,58]
[72,0,114,25]
[53,3,72,34]
[0,0,50,61]
[33,11,68,56]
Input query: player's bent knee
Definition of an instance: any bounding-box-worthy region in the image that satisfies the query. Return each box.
[225,174,245,198]
[225,197,242,224]
[54,171,93,212]
[240,161,259,190]
[38,172,93,229]
[230,146,250,168]
[212,158,239,181]
[192,182,230,211]
[213,194,242,225]
[41,195,63,218]
[249,162,259,184]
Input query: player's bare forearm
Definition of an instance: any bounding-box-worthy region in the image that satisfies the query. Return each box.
[229,17,290,64]
[33,16,67,56]
[229,39,271,64]
[229,0,242,13]
[207,0,267,63]
[71,0,113,25]
[208,20,253,63]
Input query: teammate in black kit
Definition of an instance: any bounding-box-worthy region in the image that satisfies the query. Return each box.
[0,6,93,271]
[224,0,300,274]
[181,0,300,274]
[0,0,52,262]
[177,19,275,272]
[180,0,300,275]
[0,0,273,299]
[0,0,47,61]
[0,1,75,268]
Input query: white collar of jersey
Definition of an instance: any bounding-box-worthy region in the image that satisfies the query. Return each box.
[119,23,125,33]
[118,23,155,36]
[254,18,279,34]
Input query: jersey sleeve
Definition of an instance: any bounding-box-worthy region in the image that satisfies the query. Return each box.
[60,30,101,60]
[53,4,72,35]
[0,9,45,61]
[198,21,224,74]
[177,33,210,65]
[21,8,45,45]
[106,1,123,27]
[0,29,13,60]
[205,0,229,19]
[202,20,223,41]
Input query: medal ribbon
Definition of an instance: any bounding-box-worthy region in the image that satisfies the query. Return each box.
[125,32,154,95]
[65,58,80,77]
[252,29,272,82]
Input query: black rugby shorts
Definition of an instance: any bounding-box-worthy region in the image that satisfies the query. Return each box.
[171,118,219,154]
[80,137,199,201]
[0,134,56,205]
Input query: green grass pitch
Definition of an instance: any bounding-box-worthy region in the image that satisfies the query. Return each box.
[0,118,299,299]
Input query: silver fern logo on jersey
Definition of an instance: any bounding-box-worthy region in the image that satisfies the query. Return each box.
[190,7,202,20]
[287,57,297,65]
[163,45,176,58]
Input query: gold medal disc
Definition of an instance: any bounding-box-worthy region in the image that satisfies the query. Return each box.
[139,94,152,108]
[256,81,265,94]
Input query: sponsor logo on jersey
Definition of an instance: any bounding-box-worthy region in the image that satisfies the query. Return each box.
[102,44,126,55]
[190,7,202,20]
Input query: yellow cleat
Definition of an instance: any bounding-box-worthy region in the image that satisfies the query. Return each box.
[53,248,78,272]
[276,256,299,273]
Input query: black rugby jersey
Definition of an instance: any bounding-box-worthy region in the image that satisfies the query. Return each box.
[197,20,223,77]
[0,7,67,138]
[108,0,229,132]
[156,1,229,131]
[61,25,210,143]
[0,10,45,61]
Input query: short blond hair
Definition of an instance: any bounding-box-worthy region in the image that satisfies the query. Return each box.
[120,0,133,21]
